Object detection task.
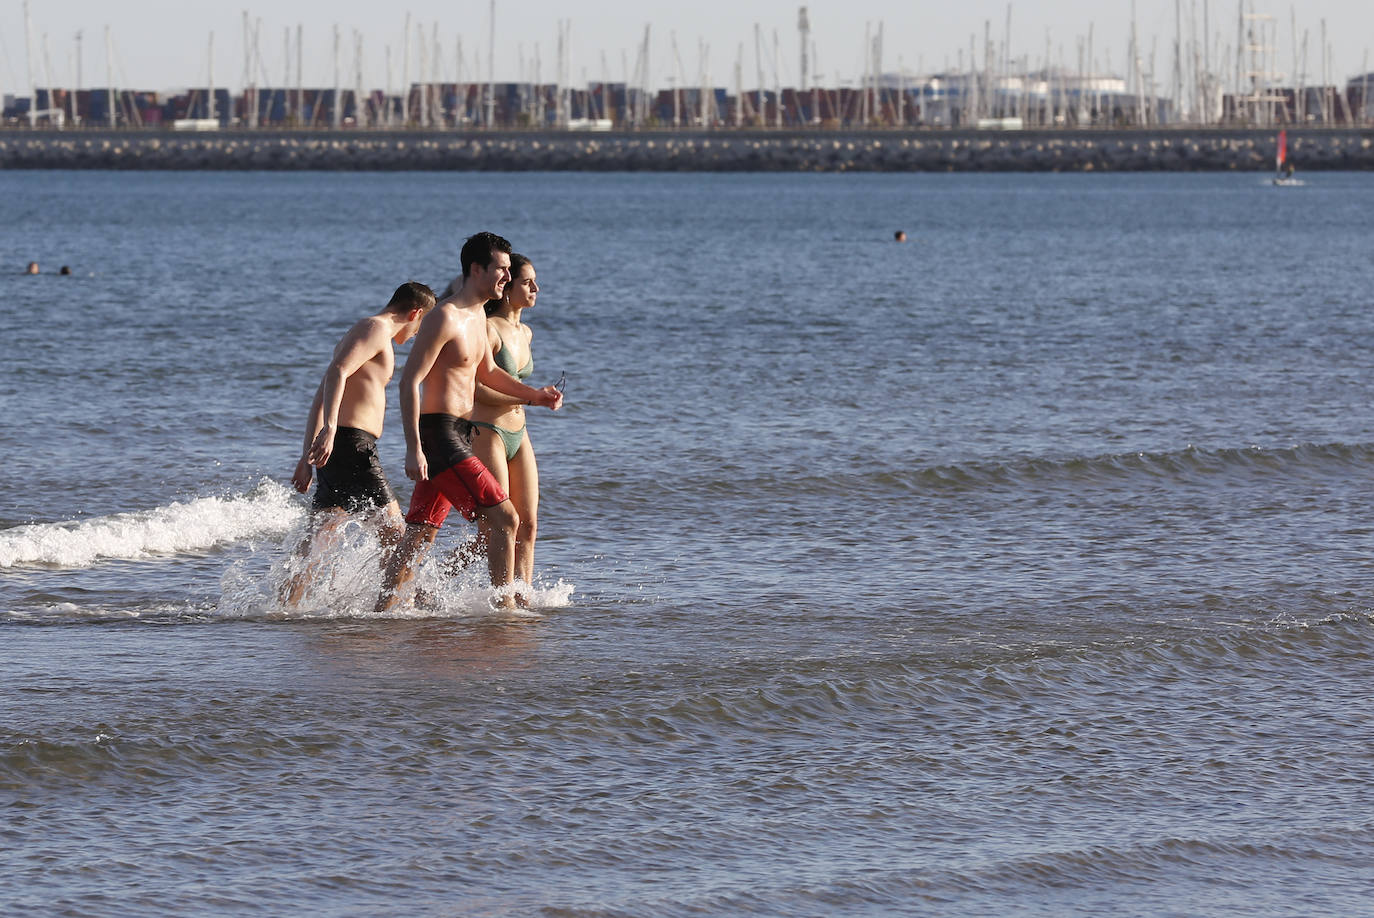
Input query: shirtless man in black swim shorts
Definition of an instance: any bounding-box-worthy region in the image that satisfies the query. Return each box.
[376,232,562,612]
[282,281,436,604]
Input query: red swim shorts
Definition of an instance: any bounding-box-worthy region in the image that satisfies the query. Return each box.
[405,456,509,528]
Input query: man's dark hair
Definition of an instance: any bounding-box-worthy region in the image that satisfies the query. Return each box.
[460,231,513,278]
[386,280,436,313]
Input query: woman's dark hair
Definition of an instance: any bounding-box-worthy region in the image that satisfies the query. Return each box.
[485,253,533,315]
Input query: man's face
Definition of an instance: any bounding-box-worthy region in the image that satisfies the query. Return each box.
[477,251,512,301]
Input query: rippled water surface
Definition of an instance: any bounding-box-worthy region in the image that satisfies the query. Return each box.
[3,169,1374,916]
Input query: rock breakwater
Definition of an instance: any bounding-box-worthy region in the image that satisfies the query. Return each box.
[2,128,1370,172]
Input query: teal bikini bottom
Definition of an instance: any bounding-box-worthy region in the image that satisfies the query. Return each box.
[469,420,526,461]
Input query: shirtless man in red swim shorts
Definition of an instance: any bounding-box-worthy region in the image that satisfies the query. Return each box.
[376,232,562,612]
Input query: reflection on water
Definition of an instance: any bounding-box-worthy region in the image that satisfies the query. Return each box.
[305,619,541,683]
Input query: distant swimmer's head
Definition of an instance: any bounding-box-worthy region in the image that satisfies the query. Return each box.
[894,230,907,243]
[24,261,38,274]
[460,231,513,301]
[58,265,72,275]
[487,254,537,315]
[387,280,437,345]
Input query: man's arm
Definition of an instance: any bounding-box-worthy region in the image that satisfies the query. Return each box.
[292,383,326,493]
[474,344,563,410]
[397,309,452,481]
[473,378,524,407]
[305,320,388,468]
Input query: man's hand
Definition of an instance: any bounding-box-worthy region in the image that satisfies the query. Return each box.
[307,425,336,468]
[533,385,563,411]
[406,447,429,482]
[291,457,313,494]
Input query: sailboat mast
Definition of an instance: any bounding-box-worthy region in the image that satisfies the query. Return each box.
[1202,0,1210,122]
[416,25,427,128]
[699,40,709,128]
[772,29,781,127]
[1173,0,1183,121]
[401,13,411,125]
[356,30,366,128]
[42,32,56,127]
[24,0,35,126]
[73,29,83,125]
[671,31,682,127]
[104,25,114,128]
[861,23,870,125]
[332,24,341,129]
[431,23,440,127]
[241,14,251,127]
[754,24,764,126]
[252,18,262,127]
[734,43,743,127]
[486,0,495,128]
[296,25,303,128]
[208,31,215,123]
[283,27,290,123]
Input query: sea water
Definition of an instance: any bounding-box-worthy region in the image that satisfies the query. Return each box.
[3,169,1374,916]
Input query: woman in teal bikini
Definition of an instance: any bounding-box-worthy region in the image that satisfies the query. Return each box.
[469,253,543,598]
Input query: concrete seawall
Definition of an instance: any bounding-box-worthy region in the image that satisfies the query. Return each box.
[2,128,1371,171]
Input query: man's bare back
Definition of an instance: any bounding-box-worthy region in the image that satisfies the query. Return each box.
[325,316,395,433]
[298,314,405,482]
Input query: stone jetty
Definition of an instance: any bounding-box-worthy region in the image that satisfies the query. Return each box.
[1,127,1370,172]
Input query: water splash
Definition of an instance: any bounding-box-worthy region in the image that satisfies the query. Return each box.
[218,521,575,622]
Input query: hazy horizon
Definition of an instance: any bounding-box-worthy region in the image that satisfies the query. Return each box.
[6,0,1373,97]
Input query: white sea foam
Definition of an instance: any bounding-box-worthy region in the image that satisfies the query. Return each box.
[0,479,304,569]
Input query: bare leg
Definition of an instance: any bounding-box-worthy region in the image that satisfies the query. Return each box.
[280,509,347,606]
[369,501,405,570]
[508,434,539,606]
[280,527,317,606]
[468,424,522,608]
[462,424,506,579]
[477,500,520,609]
[375,522,437,613]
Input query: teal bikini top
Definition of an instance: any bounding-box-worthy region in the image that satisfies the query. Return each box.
[494,335,532,380]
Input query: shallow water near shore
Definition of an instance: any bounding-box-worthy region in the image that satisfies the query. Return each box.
[4,169,1374,916]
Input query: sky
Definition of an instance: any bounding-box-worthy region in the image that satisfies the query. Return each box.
[5,0,1373,96]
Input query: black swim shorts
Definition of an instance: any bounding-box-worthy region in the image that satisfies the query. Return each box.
[312,427,397,513]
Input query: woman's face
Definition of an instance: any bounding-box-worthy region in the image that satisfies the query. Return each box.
[507,264,538,310]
